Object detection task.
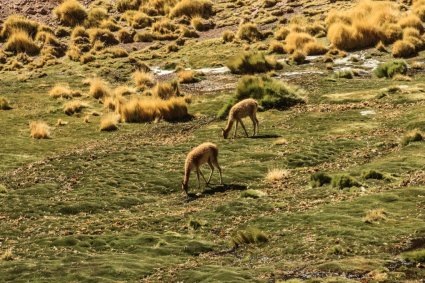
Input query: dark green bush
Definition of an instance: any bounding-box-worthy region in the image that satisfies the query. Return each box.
[362,169,384,180]
[231,227,268,248]
[331,174,361,189]
[227,52,281,74]
[374,60,408,78]
[310,172,332,188]
[218,75,304,119]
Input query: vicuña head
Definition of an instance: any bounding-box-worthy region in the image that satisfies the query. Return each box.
[182,142,223,195]
[222,98,259,139]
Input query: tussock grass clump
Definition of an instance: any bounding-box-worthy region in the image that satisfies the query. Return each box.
[374,60,407,78]
[310,172,332,188]
[1,248,13,261]
[392,40,416,58]
[331,174,361,189]
[227,52,280,74]
[87,28,118,45]
[63,100,87,115]
[275,26,290,40]
[49,84,81,99]
[89,78,111,99]
[30,121,50,139]
[152,81,180,99]
[178,70,200,84]
[116,0,141,12]
[103,47,128,58]
[265,168,288,183]
[290,51,306,65]
[86,7,108,27]
[100,114,120,131]
[117,29,134,43]
[54,0,88,27]
[401,130,424,146]
[1,15,39,39]
[363,208,387,224]
[3,30,40,56]
[218,75,304,118]
[133,70,155,89]
[398,15,424,33]
[222,30,235,42]
[268,40,285,54]
[191,16,214,31]
[170,0,213,18]
[237,23,263,42]
[413,0,425,21]
[231,228,268,248]
[285,32,313,53]
[402,249,425,263]
[118,97,189,123]
[362,170,384,180]
[0,97,12,110]
[326,1,402,50]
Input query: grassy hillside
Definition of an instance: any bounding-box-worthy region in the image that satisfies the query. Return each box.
[1,0,425,282]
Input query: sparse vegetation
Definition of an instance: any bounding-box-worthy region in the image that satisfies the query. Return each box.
[363,208,387,224]
[231,228,268,248]
[401,130,424,146]
[310,172,332,188]
[332,174,361,189]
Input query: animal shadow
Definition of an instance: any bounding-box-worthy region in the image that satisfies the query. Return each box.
[250,134,280,139]
[186,184,248,200]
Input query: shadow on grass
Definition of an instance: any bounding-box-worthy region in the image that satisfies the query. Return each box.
[250,134,280,139]
[186,184,247,200]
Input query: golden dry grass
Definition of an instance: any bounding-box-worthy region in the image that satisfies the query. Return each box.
[170,0,213,18]
[1,248,13,261]
[392,40,416,58]
[326,0,402,50]
[0,97,12,110]
[152,81,179,99]
[119,97,189,123]
[265,168,289,183]
[63,100,87,115]
[284,32,314,54]
[53,0,88,27]
[89,78,111,99]
[100,114,120,131]
[133,71,155,89]
[1,15,39,39]
[177,70,198,84]
[237,23,263,42]
[222,30,235,42]
[3,30,40,56]
[49,84,80,99]
[30,121,50,139]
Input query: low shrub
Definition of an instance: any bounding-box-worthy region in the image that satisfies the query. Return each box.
[310,172,332,188]
[30,121,50,139]
[231,228,268,248]
[218,75,304,118]
[54,0,88,27]
[401,130,424,146]
[331,174,361,189]
[227,52,281,74]
[237,23,263,42]
[374,60,408,78]
[265,168,288,183]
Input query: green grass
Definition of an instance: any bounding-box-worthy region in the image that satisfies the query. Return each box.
[1,26,425,282]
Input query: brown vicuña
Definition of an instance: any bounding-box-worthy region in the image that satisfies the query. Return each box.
[222,98,259,139]
[182,142,223,195]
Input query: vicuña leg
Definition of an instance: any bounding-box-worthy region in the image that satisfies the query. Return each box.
[233,120,239,138]
[207,160,214,184]
[239,119,249,137]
